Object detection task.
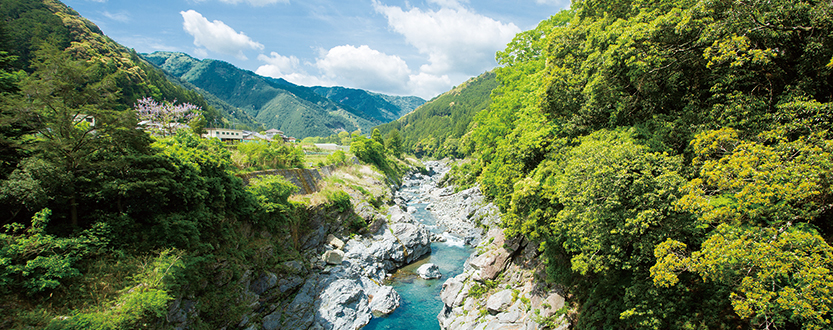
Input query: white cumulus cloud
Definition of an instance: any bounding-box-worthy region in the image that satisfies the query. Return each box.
[408,72,451,100]
[255,52,333,87]
[315,45,412,94]
[180,10,264,60]
[373,0,520,76]
[218,0,289,6]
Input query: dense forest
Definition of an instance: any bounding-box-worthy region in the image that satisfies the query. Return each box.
[438,1,833,329]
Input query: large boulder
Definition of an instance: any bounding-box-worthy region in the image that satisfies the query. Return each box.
[369,285,401,317]
[417,263,442,279]
[440,277,466,306]
[316,278,372,330]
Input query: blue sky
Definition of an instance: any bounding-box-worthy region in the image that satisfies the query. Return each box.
[63,0,570,99]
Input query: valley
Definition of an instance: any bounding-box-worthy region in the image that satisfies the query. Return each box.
[2,0,833,329]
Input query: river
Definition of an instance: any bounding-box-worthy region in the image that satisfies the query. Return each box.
[364,199,474,329]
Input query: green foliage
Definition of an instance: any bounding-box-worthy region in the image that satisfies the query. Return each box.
[44,249,183,330]
[0,209,108,295]
[468,283,487,299]
[351,135,387,169]
[247,175,296,215]
[233,140,305,170]
[324,190,352,213]
[384,129,403,158]
[348,214,368,234]
[455,0,833,328]
[325,150,346,165]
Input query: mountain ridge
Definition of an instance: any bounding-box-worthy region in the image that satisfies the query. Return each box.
[143,51,425,138]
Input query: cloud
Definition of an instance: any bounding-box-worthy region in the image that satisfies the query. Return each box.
[218,0,290,5]
[373,1,520,76]
[408,72,451,100]
[180,10,264,60]
[102,11,129,22]
[427,0,468,9]
[315,45,412,93]
[255,52,333,86]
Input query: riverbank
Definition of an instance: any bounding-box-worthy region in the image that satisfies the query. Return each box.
[413,160,572,330]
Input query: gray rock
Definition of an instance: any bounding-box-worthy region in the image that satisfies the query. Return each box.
[322,250,344,265]
[316,278,371,330]
[262,310,282,330]
[369,285,401,316]
[539,292,566,317]
[281,278,317,330]
[486,289,514,314]
[440,277,465,306]
[417,263,442,279]
[250,272,278,295]
[278,275,305,293]
[283,260,305,273]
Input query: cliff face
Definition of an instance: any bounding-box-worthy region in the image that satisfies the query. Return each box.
[437,226,569,330]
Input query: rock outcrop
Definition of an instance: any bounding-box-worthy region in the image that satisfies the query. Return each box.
[417,263,442,279]
[437,224,571,330]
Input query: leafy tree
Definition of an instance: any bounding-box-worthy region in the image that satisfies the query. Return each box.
[20,43,144,226]
[351,135,386,169]
[384,128,403,157]
[454,0,833,327]
[371,128,384,146]
[0,50,33,177]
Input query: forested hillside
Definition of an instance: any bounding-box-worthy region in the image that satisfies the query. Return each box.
[144,51,385,138]
[447,2,833,329]
[374,71,497,158]
[0,0,231,126]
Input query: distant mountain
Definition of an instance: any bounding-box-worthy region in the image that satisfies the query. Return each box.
[310,86,424,123]
[144,51,420,139]
[374,71,497,158]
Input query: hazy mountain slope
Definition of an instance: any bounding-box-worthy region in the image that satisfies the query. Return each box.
[310,86,425,123]
[144,51,383,138]
[375,71,497,158]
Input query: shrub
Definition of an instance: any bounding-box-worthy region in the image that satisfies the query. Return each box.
[325,190,352,213]
[0,209,108,296]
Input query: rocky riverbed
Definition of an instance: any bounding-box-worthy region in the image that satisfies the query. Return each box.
[168,160,570,330]
[394,160,571,330]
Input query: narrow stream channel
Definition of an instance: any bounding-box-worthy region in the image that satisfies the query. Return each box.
[364,200,473,330]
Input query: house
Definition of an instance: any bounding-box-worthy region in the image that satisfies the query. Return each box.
[202,128,244,142]
[263,129,284,139]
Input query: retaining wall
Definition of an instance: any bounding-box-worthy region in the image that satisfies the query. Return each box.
[237,158,359,195]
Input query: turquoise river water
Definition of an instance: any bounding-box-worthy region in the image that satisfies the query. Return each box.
[364,202,474,330]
